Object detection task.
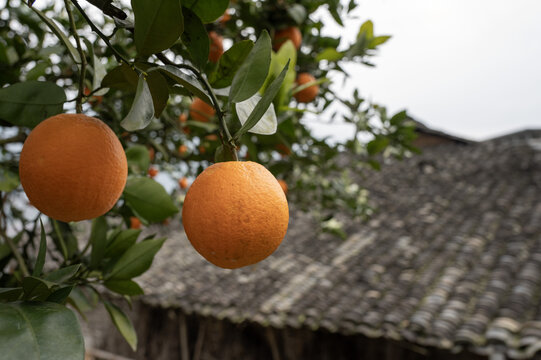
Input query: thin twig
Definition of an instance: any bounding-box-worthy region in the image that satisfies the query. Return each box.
[155,53,238,160]
[64,0,87,113]
[70,0,130,64]
[0,133,26,146]
[85,0,127,20]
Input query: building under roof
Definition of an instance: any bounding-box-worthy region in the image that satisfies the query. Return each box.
[85,129,541,360]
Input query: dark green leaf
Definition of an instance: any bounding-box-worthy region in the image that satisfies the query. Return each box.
[0,288,23,302]
[104,280,144,296]
[0,302,84,360]
[154,65,212,105]
[209,40,253,88]
[121,74,156,131]
[132,0,183,56]
[183,0,229,23]
[126,145,150,175]
[0,81,65,128]
[107,238,165,280]
[44,264,81,284]
[389,110,408,126]
[22,277,55,301]
[46,285,74,304]
[101,63,139,91]
[104,302,137,351]
[123,177,179,223]
[32,218,46,277]
[26,61,49,81]
[90,217,108,269]
[0,168,19,192]
[366,136,390,155]
[105,229,141,259]
[229,30,271,103]
[31,8,81,64]
[0,232,23,261]
[181,7,209,69]
[234,61,289,140]
[146,71,169,117]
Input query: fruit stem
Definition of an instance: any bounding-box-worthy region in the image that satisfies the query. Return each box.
[70,0,131,65]
[155,53,238,160]
[64,0,86,113]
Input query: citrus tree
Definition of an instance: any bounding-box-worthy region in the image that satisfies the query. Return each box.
[0,0,417,357]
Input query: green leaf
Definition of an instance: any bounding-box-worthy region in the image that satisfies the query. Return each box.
[123,177,179,223]
[146,71,169,117]
[229,30,271,103]
[366,136,390,155]
[101,63,139,91]
[107,238,165,280]
[32,219,46,277]
[44,264,81,283]
[89,217,108,269]
[126,145,150,175]
[316,48,344,62]
[104,302,137,351]
[268,40,297,109]
[234,60,289,140]
[22,277,56,301]
[105,229,141,259]
[389,110,408,126]
[31,7,81,64]
[132,0,183,56]
[370,35,391,48]
[181,7,209,69]
[0,302,84,360]
[209,40,253,88]
[0,288,23,302]
[0,232,22,261]
[104,280,144,296]
[0,168,19,192]
[26,61,50,81]
[235,94,277,135]
[0,81,66,128]
[183,0,229,23]
[46,285,74,304]
[153,65,212,104]
[121,74,156,131]
[358,20,374,39]
[287,4,307,24]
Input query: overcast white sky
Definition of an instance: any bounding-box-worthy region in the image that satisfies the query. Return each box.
[313,0,541,142]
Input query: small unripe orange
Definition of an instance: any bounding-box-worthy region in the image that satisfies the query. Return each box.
[294,73,319,103]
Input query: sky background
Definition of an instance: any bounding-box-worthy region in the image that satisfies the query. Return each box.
[312,0,541,142]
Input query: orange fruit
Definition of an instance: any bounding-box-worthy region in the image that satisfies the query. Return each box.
[19,114,127,222]
[178,113,187,124]
[277,179,288,195]
[204,134,219,141]
[182,161,289,269]
[273,26,302,51]
[148,167,158,178]
[179,144,188,155]
[148,147,155,162]
[219,9,231,26]
[130,216,141,229]
[189,98,215,122]
[198,145,206,154]
[275,143,291,156]
[294,73,319,103]
[83,87,103,106]
[179,177,189,189]
[208,31,224,63]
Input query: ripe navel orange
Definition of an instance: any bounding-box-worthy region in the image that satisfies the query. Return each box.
[273,26,302,51]
[19,114,127,222]
[182,161,289,269]
[189,98,215,122]
[208,31,224,63]
[294,73,319,103]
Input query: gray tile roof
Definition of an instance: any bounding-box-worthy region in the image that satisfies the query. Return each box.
[138,131,541,359]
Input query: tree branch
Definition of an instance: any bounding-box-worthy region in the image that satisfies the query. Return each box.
[84,0,127,20]
[64,0,87,113]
